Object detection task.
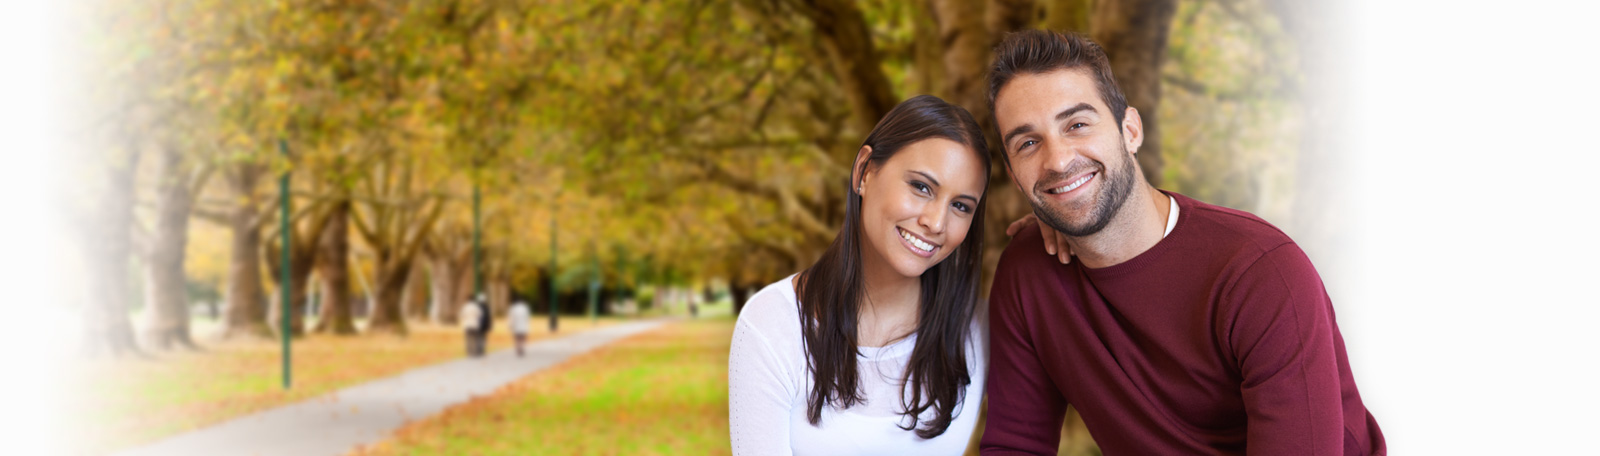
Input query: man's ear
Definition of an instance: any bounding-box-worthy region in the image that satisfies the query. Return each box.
[851,145,874,194]
[1122,107,1145,155]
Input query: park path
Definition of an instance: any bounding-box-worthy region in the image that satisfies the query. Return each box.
[111,318,673,456]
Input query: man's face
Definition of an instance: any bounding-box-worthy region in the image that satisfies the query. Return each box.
[994,69,1142,237]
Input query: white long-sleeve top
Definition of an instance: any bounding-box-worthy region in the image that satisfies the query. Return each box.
[508,302,531,334]
[459,303,481,331]
[728,275,987,455]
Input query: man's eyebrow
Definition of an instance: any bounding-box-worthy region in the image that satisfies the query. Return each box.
[1001,103,1098,149]
[1056,102,1096,121]
[1002,125,1035,149]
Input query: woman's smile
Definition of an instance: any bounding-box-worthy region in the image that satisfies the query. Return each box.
[896,226,939,258]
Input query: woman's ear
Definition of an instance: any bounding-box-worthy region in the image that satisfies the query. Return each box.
[851,145,874,194]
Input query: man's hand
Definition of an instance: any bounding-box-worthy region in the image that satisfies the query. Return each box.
[1005,213,1074,264]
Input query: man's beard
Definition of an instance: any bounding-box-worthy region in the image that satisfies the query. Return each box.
[1031,147,1138,237]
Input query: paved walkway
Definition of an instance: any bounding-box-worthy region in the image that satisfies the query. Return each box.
[114,319,673,456]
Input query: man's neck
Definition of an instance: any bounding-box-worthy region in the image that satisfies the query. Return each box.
[1066,185,1171,269]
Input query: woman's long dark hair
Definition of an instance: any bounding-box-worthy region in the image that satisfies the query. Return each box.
[795,94,990,439]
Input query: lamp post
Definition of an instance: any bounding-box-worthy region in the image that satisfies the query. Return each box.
[548,189,560,332]
[277,138,292,390]
[587,242,599,324]
[473,181,482,298]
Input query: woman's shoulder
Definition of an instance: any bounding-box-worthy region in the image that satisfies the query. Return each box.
[733,274,803,340]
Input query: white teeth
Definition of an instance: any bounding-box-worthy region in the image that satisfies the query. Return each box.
[899,228,934,252]
[1049,174,1092,194]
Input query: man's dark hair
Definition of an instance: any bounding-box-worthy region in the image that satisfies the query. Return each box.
[987,30,1129,140]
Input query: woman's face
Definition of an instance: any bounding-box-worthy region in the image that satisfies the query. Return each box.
[858,138,986,280]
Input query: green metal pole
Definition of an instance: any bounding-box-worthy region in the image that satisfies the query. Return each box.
[587,243,599,325]
[473,182,482,298]
[278,139,292,390]
[548,208,558,333]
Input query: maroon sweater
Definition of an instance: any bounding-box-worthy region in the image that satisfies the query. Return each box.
[981,192,1383,455]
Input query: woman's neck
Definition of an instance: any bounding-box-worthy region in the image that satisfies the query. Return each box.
[858,243,921,347]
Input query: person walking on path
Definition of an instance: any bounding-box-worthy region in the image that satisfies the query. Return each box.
[508,299,532,357]
[459,299,483,357]
[474,294,493,356]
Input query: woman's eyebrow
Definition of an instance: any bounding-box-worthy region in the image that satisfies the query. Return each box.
[911,170,980,202]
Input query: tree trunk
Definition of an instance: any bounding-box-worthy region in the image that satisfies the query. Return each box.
[730,281,755,315]
[427,247,472,324]
[911,5,945,97]
[313,200,357,335]
[364,255,413,336]
[1044,0,1093,33]
[223,165,271,338]
[265,202,332,337]
[402,261,431,320]
[83,148,142,356]
[930,0,1039,296]
[489,273,511,316]
[804,0,900,135]
[932,0,990,115]
[1270,0,1348,290]
[1091,0,1177,185]
[265,235,318,337]
[143,146,200,350]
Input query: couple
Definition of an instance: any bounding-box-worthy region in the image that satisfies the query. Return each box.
[728,30,1385,455]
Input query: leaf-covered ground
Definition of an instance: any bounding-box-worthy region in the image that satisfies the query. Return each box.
[351,316,735,456]
[67,317,619,455]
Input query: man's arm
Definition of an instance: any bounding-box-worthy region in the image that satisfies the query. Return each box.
[1226,243,1346,455]
[979,259,1067,455]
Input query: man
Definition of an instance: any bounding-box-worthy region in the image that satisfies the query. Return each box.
[474,294,493,356]
[459,298,482,357]
[980,30,1384,455]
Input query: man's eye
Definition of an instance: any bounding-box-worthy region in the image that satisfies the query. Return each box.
[1018,140,1037,150]
[1069,122,1087,130]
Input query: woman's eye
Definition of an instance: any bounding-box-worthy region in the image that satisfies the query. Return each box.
[952,202,971,213]
[911,182,931,194]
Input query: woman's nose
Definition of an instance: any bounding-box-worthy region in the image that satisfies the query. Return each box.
[918,203,945,235]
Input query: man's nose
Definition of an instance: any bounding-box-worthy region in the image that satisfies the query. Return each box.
[1041,136,1078,173]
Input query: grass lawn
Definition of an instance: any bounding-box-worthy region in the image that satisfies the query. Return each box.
[352,316,735,456]
[66,316,620,455]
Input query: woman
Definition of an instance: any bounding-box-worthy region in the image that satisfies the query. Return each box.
[728,95,992,455]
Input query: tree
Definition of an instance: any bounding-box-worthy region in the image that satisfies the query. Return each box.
[1093,0,1179,184]
[313,199,358,334]
[143,145,212,349]
[263,199,337,336]
[348,160,447,336]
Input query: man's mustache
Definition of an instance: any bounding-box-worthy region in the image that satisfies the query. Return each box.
[1032,159,1105,195]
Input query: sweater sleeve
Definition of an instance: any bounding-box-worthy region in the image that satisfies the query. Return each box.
[1225,243,1345,455]
[728,316,796,456]
[979,255,1067,455]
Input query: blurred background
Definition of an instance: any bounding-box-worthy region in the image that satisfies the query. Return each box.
[0,0,1594,454]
